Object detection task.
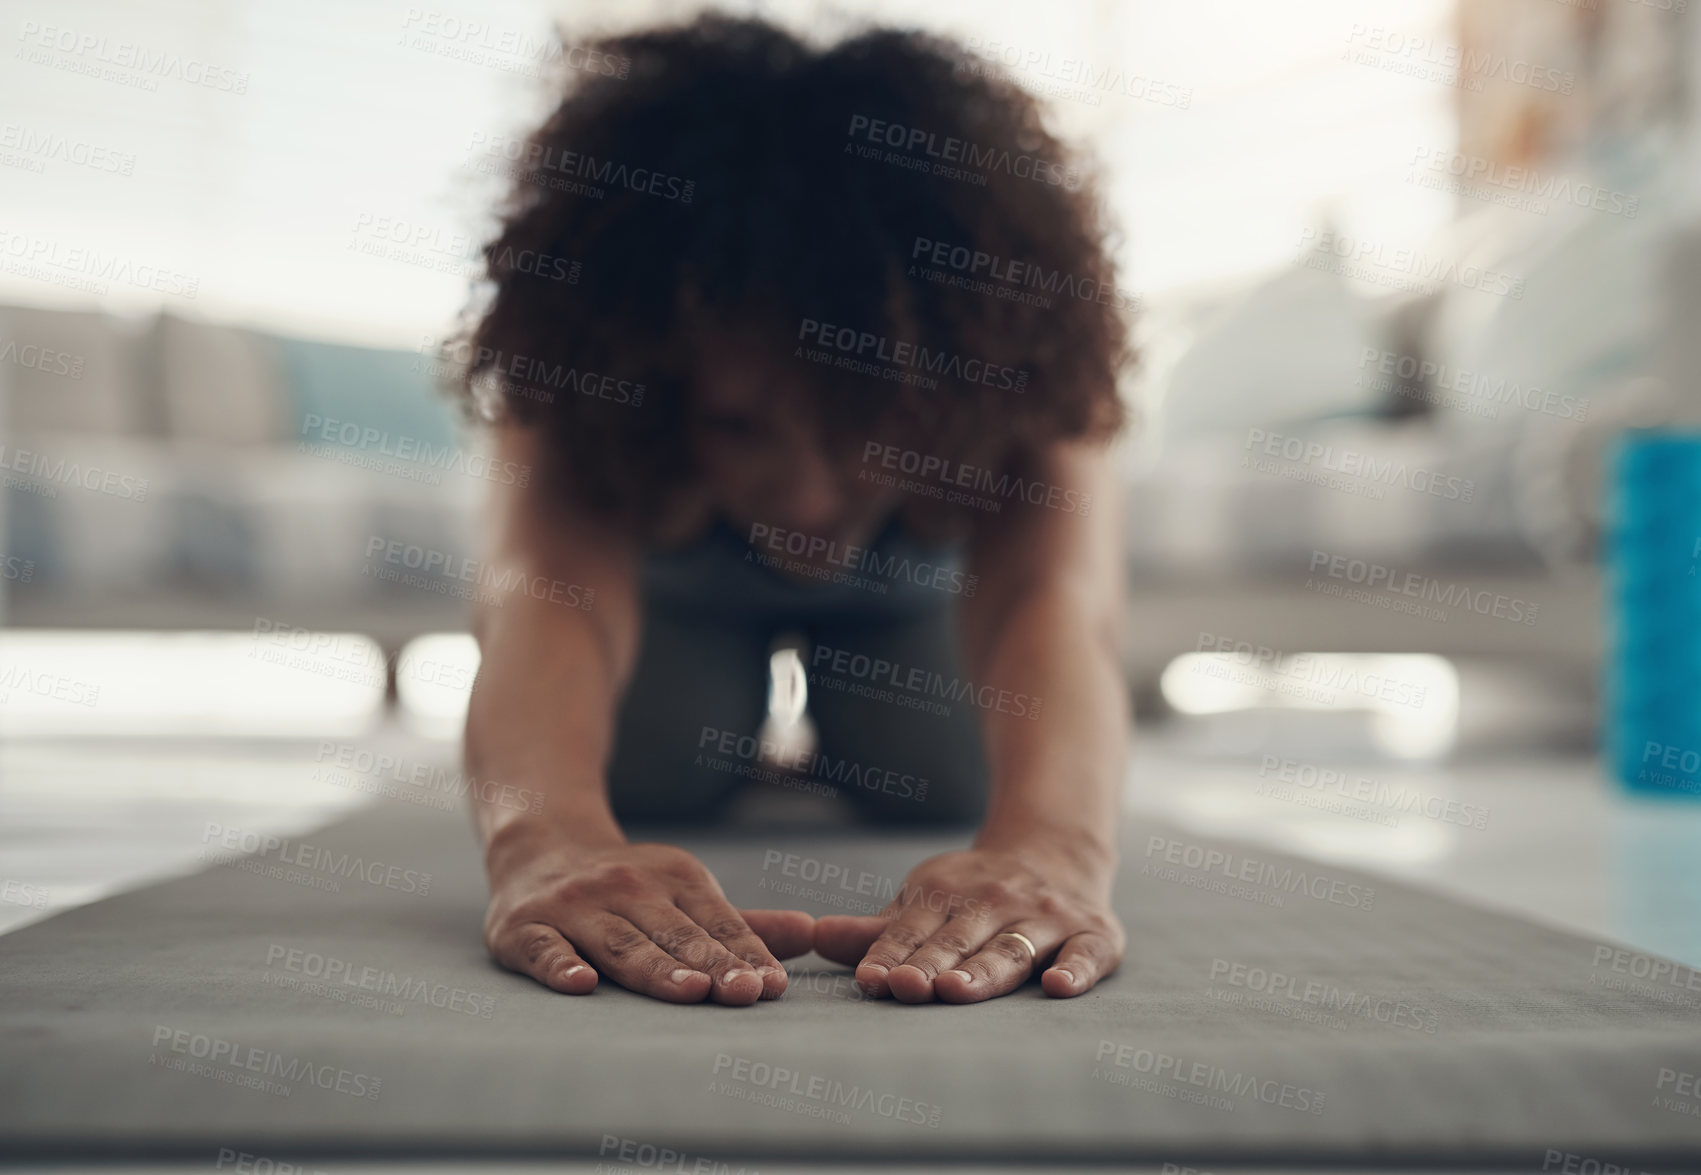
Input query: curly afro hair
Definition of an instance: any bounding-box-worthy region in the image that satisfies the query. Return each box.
[453,12,1134,542]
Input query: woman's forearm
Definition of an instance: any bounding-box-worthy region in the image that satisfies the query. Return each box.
[955,442,1130,878]
[459,428,646,876]
[967,581,1129,876]
[464,590,632,874]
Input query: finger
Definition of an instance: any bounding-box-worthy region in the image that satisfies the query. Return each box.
[625,901,766,1005]
[812,914,887,967]
[738,908,816,961]
[1040,930,1121,998]
[675,894,789,999]
[568,911,717,1003]
[936,926,1056,1004]
[492,922,597,995]
[886,913,999,1003]
[856,905,948,1002]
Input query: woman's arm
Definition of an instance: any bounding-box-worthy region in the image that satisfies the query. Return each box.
[465,425,813,1003]
[814,438,1130,1001]
[464,425,640,862]
[958,438,1128,873]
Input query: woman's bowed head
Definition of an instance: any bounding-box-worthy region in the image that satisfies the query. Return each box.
[455,13,1134,1006]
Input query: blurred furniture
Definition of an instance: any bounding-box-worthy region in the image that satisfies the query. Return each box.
[0,306,477,653]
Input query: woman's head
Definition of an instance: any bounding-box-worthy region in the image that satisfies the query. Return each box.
[456,13,1133,543]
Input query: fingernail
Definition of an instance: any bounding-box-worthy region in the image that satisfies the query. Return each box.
[722,967,757,986]
[946,969,974,984]
[562,964,587,979]
[856,963,888,994]
[669,968,695,984]
[1053,968,1075,985]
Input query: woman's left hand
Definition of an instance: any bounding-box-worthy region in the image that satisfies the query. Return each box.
[812,838,1124,1003]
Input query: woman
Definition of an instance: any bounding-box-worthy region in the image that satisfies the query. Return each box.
[456,14,1133,1006]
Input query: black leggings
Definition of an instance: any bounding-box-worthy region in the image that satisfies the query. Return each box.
[603,520,989,830]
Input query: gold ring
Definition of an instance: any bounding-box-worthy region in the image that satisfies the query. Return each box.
[994,930,1037,964]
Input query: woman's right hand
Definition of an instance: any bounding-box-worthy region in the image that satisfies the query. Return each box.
[483,837,815,1004]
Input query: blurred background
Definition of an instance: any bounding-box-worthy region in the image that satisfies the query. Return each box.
[2,0,1699,967]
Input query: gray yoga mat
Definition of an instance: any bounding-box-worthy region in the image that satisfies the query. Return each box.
[2,795,1700,1169]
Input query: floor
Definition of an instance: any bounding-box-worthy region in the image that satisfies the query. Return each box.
[4,721,1697,967]
[1128,731,1701,971]
[3,721,1699,1175]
